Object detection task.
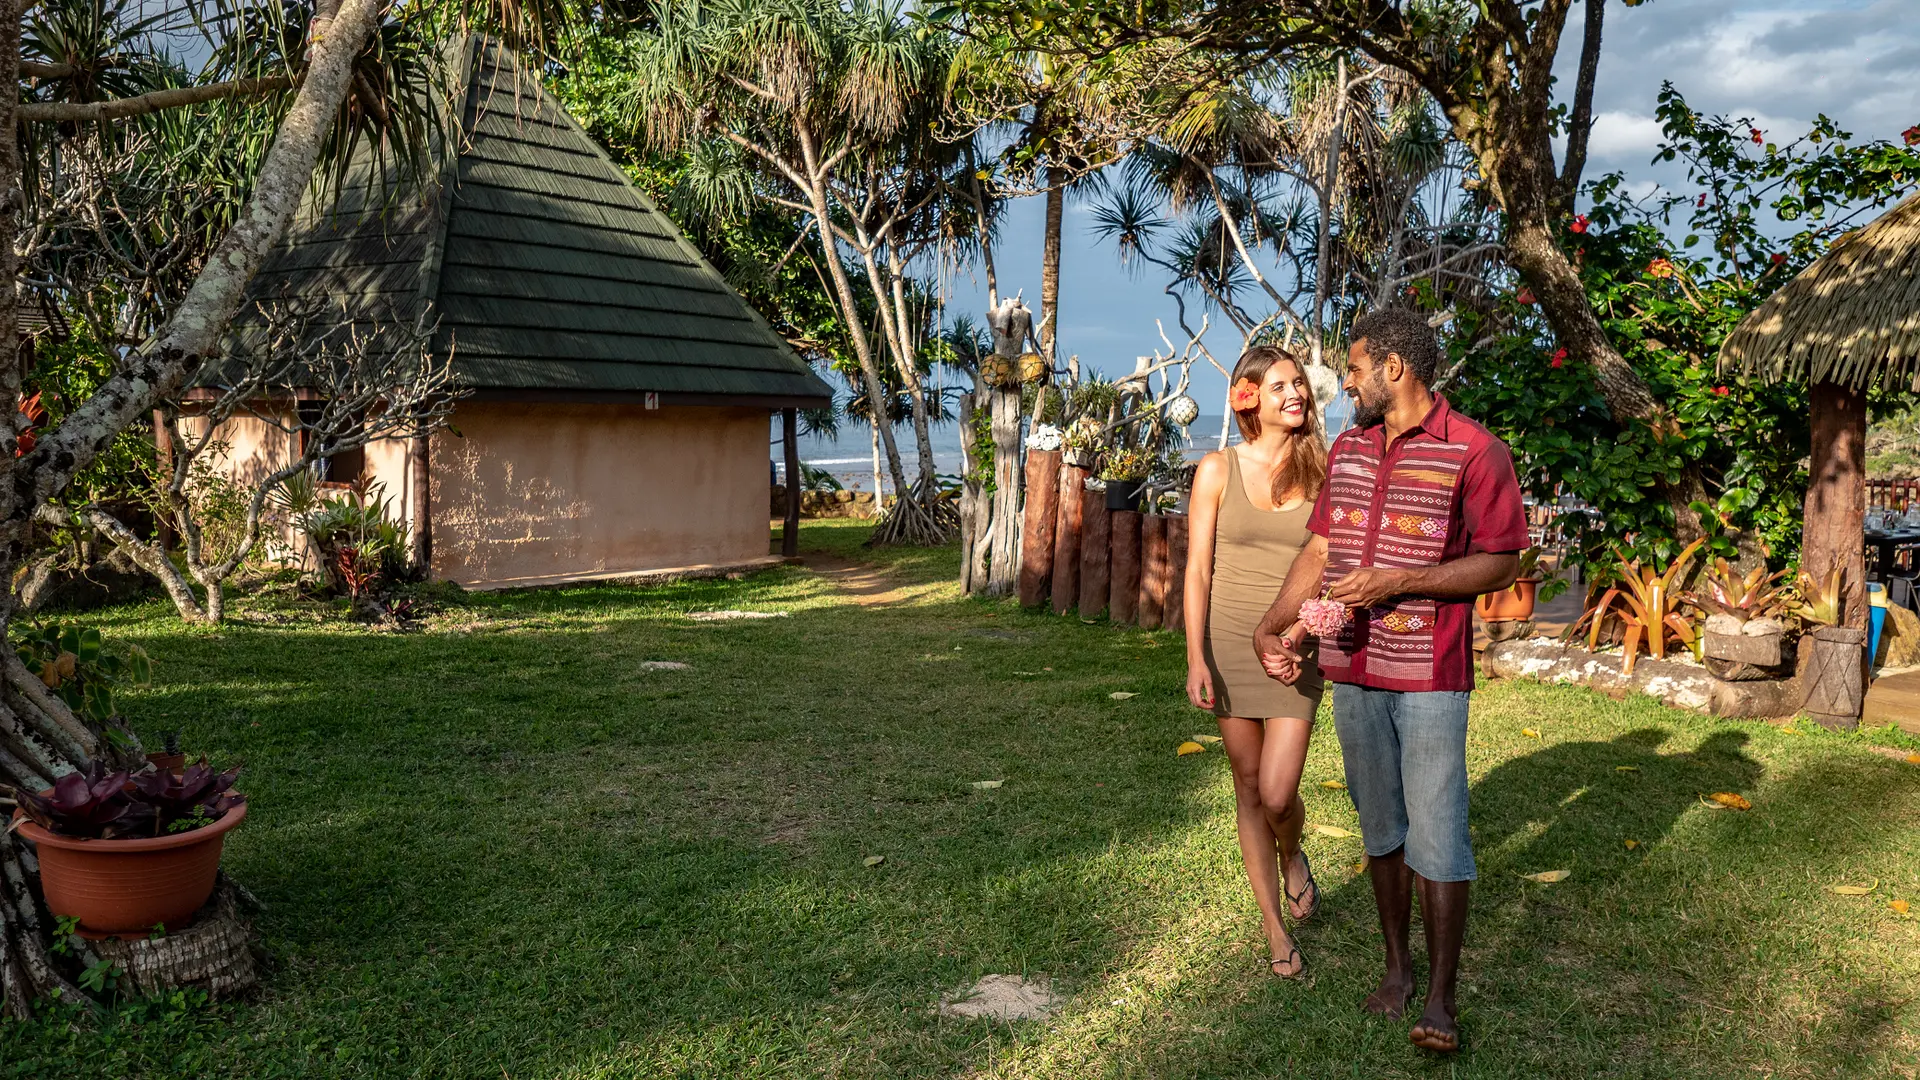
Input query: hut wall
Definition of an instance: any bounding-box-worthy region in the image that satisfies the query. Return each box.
[429,402,770,588]
[177,409,305,560]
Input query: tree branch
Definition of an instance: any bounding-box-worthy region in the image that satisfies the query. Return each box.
[17,76,296,123]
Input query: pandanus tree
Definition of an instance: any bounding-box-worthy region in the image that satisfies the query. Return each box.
[624,0,968,544]
[0,0,599,1016]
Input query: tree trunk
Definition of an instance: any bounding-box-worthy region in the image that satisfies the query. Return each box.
[0,0,384,1016]
[1164,513,1188,633]
[1138,512,1168,630]
[1079,489,1110,617]
[1041,167,1065,363]
[1018,449,1061,607]
[986,387,1023,596]
[1804,380,1867,634]
[1109,509,1142,626]
[1051,462,1087,615]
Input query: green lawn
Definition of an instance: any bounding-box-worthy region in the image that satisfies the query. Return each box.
[5,519,1920,1079]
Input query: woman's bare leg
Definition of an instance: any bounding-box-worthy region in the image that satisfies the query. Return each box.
[1257,716,1315,919]
[1218,715,1296,973]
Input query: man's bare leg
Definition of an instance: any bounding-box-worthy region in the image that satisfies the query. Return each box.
[1362,846,1415,1018]
[1409,876,1468,1051]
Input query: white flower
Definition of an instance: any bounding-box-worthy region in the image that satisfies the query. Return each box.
[1026,422,1064,451]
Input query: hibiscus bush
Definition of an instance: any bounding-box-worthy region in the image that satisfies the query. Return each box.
[1448,85,1920,576]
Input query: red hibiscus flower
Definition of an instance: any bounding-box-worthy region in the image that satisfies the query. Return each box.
[1749,127,1764,145]
[1697,193,1708,208]
[1770,252,1786,266]
[1550,348,1567,369]
[14,392,43,458]
[1229,378,1262,412]
[1906,125,1920,147]
[1569,214,1589,234]
[1516,287,1536,305]
[1647,257,1676,279]
[1714,386,1730,396]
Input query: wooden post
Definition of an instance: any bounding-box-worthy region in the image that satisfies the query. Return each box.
[1110,509,1142,626]
[1018,449,1062,607]
[1165,513,1188,633]
[1078,489,1110,618]
[409,432,432,572]
[1051,463,1087,615]
[781,407,801,559]
[1804,380,1867,636]
[1138,513,1168,630]
[1803,627,1867,728]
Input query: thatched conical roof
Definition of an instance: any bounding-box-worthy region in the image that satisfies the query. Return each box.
[1720,191,1920,390]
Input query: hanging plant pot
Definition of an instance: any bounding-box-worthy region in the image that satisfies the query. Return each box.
[14,801,248,938]
[1106,478,1145,511]
[1474,578,1539,622]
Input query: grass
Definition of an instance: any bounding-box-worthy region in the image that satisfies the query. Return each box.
[4,518,1920,1078]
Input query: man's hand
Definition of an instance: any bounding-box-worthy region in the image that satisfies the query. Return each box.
[1327,566,1410,609]
[1256,622,1306,684]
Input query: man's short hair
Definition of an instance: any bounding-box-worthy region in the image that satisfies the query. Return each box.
[1351,309,1441,386]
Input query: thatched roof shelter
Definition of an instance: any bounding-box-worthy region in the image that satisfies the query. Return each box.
[1716,191,1920,725]
[1721,191,1920,390]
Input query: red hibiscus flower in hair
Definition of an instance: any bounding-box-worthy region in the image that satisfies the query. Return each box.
[1568,214,1589,234]
[1550,348,1567,369]
[1229,378,1262,412]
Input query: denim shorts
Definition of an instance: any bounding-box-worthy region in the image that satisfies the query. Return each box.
[1331,684,1476,882]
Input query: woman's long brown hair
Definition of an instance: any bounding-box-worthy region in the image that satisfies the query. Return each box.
[1230,345,1328,506]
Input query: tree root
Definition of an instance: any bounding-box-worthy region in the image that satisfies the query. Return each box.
[868,481,959,547]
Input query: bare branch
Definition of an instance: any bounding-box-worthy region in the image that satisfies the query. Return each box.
[17,77,295,123]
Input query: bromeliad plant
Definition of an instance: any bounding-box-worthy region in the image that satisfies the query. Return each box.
[1687,557,1790,625]
[1784,565,1846,628]
[1569,537,1707,674]
[9,759,243,840]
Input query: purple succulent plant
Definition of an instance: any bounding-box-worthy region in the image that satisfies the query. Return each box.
[13,762,134,839]
[127,759,243,837]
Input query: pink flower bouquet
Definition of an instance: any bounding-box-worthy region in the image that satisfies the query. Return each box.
[1298,595,1353,638]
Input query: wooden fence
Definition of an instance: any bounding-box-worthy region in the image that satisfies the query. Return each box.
[1015,450,1188,630]
[1869,477,1920,514]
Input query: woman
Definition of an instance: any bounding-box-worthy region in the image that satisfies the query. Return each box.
[1184,345,1329,979]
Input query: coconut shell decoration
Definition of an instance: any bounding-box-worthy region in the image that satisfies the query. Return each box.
[980,355,1018,389]
[1019,352,1049,384]
[1166,394,1199,426]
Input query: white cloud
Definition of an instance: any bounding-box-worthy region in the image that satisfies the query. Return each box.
[1585,111,1669,160]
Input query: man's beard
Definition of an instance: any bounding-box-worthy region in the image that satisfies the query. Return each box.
[1350,370,1389,428]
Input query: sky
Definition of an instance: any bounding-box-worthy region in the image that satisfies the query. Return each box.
[922,0,1920,415]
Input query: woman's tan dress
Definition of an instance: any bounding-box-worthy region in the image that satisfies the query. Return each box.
[1202,448,1326,719]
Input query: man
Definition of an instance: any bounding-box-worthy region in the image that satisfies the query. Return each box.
[1254,308,1527,1053]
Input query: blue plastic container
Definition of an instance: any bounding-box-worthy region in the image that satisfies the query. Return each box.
[1869,583,1888,670]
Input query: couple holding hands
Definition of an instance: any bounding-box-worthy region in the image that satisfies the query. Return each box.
[1181,308,1529,1054]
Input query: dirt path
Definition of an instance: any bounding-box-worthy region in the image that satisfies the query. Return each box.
[801,553,920,608]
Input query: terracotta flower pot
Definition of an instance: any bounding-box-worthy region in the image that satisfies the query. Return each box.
[1475,577,1540,622]
[13,800,246,938]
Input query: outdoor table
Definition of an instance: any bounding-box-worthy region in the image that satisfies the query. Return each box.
[1862,527,1920,581]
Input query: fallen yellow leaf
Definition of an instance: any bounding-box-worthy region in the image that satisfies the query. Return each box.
[1353,853,1370,874]
[863,855,885,868]
[1891,898,1911,915]
[1321,779,1347,790]
[1110,691,1138,700]
[1830,879,1879,896]
[1907,754,1920,765]
[1701,792,1752,811]
[1189,734,1223,745]
[1615,765,1639,773]
[1176,741,1205,756]
[1521,728,1542,739]
[971,780,1003,790]
[1781,725,1801,735]
[1312,824,1356,839]
[1623,839,1640,850]
[1522,869,1572,884]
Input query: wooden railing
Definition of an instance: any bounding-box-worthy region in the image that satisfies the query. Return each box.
[1869,477,1920,514]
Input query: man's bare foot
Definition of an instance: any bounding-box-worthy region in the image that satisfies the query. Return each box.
[1361,972,1414,1019]
[1408,1000,1459,1052]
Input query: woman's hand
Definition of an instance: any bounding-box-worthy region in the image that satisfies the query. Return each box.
[1186,661,1215,710]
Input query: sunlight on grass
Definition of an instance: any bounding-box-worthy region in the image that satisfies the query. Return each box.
[2,522,1917,1078]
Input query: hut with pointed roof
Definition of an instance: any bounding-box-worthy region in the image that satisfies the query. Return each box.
[211,38,830,589]
[1720,190,1920,723]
